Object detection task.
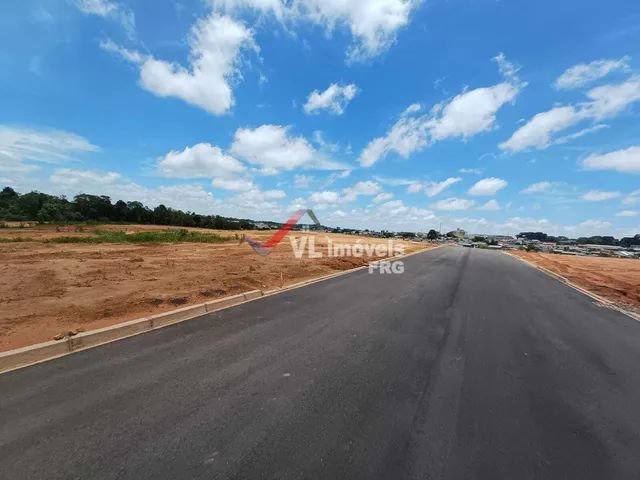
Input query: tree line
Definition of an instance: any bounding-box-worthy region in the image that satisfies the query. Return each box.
[0,187,257,230]
[517,231,640,248]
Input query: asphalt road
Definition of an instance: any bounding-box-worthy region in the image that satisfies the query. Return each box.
[2,247,640,480]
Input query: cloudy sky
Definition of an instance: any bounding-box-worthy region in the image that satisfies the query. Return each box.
[1,0,640,236]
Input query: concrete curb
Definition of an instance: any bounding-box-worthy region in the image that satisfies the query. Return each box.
[504,251,640,322]
[0,246,439,374]
[0,292,262,374]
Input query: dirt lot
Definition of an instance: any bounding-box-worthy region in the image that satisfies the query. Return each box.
[0,224,431,351]
[510,251,640,314]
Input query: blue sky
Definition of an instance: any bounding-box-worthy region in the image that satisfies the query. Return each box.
[1,0,640,236]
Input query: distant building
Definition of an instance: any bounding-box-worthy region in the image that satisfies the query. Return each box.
[487,235,515,243]
[450,228,466,240]
[580,244,623,253]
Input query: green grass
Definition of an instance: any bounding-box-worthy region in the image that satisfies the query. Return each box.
[48,229,229,244]
[0,237,35,243]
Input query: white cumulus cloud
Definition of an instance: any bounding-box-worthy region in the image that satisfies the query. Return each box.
[211,178,256,191]
[521,181,552,194]
[555,56,630,90]
[310,190,340,205]
[158,143,246,179]
[432,197,476,211]
[406,182,424,193]
[359,54,523,166]
[231,124,314,171]
[210,0,422,62]
[428,82,521,141]
[502,75,640,152]
[342,180,382,201]
[499,106,583,152]
[358,113,428,167]
[0,125,98,174]
[616,210,638,217]
[50,168,122,187]
[478,199,500,211]
[582,146,640,173]
[583,76,640,120]
[422,177,462,197]
[554,124,609,145]
[468,177,508,196]
[304,83,358,115]
[581,190,621,202]
[369,199,433,219]
[101,15,256,115]
[309,181,383,206]
[231,124,346,173]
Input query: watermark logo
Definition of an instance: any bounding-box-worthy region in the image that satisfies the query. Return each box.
[288,236,404,259]
[241,209,321,257]
[241,209,405,274]
[368,260,405,275]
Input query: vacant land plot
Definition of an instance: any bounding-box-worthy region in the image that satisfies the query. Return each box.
[0,224,430,351]
[510,251,640,314]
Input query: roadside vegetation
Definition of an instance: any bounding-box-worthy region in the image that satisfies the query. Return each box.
[51,229,229,244]
[0,228,229,244]
[0,237,35,243]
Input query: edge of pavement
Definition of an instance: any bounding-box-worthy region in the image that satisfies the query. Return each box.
[0,244,444,374]
[504,251,640,322]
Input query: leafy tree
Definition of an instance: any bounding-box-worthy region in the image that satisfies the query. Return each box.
[113,200,129,222]
[0,186,18,204]
[125,201,148,223]
[74,194,114,220]
[36,202,64,222]
[427,229,439,240]
[517,232,548,242]
[153,204,169,225]
[0,187,21,219]
[576,236,619,246]
[621,235,640,248]
[17,191,46,218]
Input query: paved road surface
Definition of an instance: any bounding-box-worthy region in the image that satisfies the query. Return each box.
[2,247,640,479]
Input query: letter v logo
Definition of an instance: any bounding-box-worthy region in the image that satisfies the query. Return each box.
[241,209,321,256]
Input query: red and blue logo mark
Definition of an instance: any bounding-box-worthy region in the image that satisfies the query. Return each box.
[242,209,321,256]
